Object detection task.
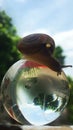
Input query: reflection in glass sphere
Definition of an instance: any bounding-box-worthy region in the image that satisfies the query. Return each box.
[1,59,70,125]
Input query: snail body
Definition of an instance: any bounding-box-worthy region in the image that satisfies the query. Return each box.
[18,33,72,74]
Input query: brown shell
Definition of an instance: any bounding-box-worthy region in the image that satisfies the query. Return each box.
[18,33,55,55]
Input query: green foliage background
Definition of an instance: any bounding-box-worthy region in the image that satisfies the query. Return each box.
[0,11,21,84]
[0,10,73,125]
[67,76,73,124]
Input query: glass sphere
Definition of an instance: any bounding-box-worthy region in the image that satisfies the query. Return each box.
[1,59,70,125]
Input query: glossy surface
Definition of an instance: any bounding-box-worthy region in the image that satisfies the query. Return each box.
[18,33,62,73]
[1,60,70,125]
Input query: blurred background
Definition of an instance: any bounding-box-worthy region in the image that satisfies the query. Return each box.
[0,0,73,126]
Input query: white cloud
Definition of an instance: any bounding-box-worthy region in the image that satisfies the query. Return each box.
[53,30,73,77]
[21,28,50,37]
[53,30,73,48]
[53,30,73,56]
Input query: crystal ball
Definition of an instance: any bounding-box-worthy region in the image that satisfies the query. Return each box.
[1,59,70,125]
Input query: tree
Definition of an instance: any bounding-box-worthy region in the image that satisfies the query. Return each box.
[67,76,73,124]
[54,46,73,125]
[0,11,21,84]
[54,46,65,65]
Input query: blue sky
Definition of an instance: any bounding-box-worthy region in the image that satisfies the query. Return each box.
[0,0,73,77]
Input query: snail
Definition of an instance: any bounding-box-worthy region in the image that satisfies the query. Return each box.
[18,33,72,74]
